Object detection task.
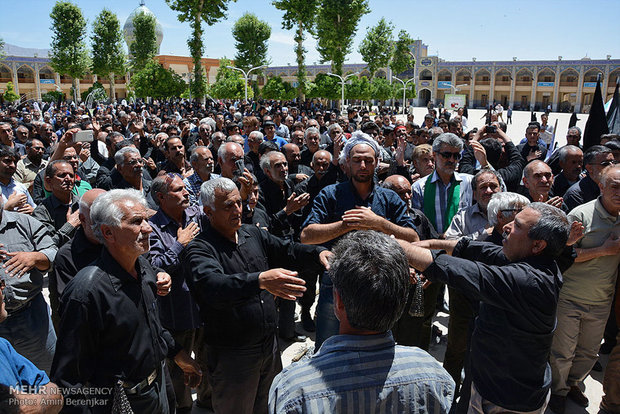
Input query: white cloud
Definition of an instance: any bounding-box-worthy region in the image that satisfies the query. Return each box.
[269,32,295,46]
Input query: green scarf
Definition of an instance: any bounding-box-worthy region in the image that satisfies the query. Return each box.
[423,173,461,232]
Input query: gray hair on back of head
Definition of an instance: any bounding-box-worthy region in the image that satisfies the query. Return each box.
[487,192,530,226]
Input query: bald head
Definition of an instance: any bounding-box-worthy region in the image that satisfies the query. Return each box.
[382,175,412,205]
[80,189,107,216]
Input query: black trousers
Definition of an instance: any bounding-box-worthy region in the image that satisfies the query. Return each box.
[392,282,443,351]
[205,335,282,414]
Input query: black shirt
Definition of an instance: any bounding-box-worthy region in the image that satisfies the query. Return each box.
[52,249,180,395]
[32,194,79,247]
[424,240,562,411]
[258,177,302,239]
[562,174,599,212]
[183,224,325,348]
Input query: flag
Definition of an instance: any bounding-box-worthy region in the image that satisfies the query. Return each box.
[568,112,579,128]
[582,76,609,150]
[607,77,620,135]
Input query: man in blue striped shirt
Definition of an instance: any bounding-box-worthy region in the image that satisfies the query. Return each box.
[269,231,454,413]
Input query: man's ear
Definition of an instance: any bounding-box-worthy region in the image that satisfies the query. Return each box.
[332,288,344,322]
[100,224,115,244]
[532,239,547,255]
[203,205,212,218]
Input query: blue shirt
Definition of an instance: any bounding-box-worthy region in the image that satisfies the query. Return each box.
[267,136,289,149]
[148,206,207,331]
[302,180,416,249]
[0,337,49,390]
[269,332,454,414]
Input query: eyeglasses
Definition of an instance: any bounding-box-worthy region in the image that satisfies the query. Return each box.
[63,155,79,160]
[438,151,462,161]
[127,158,144,166]
[597,160,618,167]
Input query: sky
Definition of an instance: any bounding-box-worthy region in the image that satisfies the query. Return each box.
[2,0,620,66]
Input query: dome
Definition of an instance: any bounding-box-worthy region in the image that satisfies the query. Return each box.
[123,1,164,54]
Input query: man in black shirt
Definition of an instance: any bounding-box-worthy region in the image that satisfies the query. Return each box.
[32,160,80,248]
[52,189,201,413]
[183,177,330,414]
[50,188,105,329]
[397,203,571,413]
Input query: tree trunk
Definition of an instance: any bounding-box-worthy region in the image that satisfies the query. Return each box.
[110,73,116,101]
[295,21,305,101]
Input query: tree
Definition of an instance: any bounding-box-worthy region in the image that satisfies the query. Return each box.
[389,30,415,76]
[209,58,249,99]
[130,60,187,99]
[273,0,320,100]
[371,77,394,103]
[3,82,20,103]
[129,11,158,72]
[42,90,65,103]
[91,9,126,99]
[262,76,295,101]
[0,37,5,61]
[232,13,271,98]
[312,73,339,101]
[358,18,393,79]
[166,0,233,100]
[314,0,369,75]
[346,75,371,102]
[49,1,89,102]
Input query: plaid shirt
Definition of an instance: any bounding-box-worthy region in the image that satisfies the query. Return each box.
[183,172,219,206]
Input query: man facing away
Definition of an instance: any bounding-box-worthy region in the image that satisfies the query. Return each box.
[269,230,454,414]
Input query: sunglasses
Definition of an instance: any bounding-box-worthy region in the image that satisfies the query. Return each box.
[438,151,462,161]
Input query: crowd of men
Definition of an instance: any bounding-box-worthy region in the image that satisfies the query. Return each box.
[0,97,619,414]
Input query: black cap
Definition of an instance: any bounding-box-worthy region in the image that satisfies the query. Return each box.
[263,120,276,128]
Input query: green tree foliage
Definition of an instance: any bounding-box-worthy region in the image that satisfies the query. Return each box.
[210,58,249,99]
[130,60,187,99]
[232,13,271,98]
[358,18,393,79]
[315,0,369,75]
[389,30,415,76]
[273,0,320,100]
[0,37,5,61]
[345,75,371,101]
[91,9,126,98]
[261,76,295,101]
[49,1,89,101]
[166,0,233,99]
[371,77,394,102]
[3,82,20,103]
[42,90,65,103]
[311,73,339,100]
[129,11,158,72]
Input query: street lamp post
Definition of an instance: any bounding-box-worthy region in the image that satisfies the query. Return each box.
[226,65,267,102]
[392,76,415,114]
[327,72,360,110]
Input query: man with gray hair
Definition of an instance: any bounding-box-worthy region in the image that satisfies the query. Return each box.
[398,202,571,414]
[301,131,419,348]
[183,177,330,414]
[113,146,157,209]
[300,127,322,167]
[52,189,201,413]
[269,231,455,413]
[412,132,474,234]
[485,191,531,244]
[563,145,615,212]
[184,146,218,205]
